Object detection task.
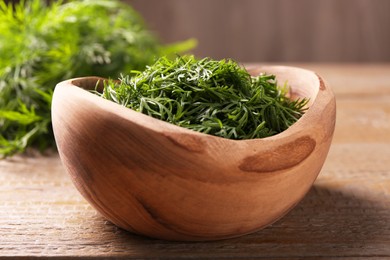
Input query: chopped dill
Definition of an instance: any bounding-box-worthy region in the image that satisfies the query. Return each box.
[98,56,308,139]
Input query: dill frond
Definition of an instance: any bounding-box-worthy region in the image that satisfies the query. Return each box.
[99,56,308,140]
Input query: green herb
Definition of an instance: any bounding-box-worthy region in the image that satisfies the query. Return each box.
[98,56,308,140]
[0,0,196,157]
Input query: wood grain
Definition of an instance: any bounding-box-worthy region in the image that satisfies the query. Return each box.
[1,64,390,258]
[128,0,390,62]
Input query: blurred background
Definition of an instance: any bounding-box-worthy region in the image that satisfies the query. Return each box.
[127,0,390,63]
[4,0,390,62]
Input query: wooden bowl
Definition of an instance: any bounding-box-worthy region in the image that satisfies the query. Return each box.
[52,66,336,241]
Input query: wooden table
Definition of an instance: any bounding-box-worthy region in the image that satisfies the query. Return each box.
[1,64,389,259]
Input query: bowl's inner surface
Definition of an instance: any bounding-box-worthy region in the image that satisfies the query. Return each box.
[72,77,106,92]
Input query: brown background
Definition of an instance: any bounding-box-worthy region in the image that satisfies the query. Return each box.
[128,0,390,62]
[4,0,390,62]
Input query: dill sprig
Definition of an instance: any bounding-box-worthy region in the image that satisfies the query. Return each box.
[99,56,308,140]
[0,0,195,157]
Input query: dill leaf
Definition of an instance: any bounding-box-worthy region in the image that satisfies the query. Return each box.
[99,56,308,140]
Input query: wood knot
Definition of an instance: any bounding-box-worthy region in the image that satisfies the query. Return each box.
[239,136,316,173]
[163,132,205,153]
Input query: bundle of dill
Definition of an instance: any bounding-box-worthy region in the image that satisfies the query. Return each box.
[0,0,195,157]
[99,56,308,139]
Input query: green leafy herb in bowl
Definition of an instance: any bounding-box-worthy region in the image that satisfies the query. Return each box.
[97,55,308,140]
[0,0,195,157]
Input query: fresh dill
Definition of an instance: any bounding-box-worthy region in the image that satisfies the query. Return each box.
[98,56,308,140]
[0,0,195,157]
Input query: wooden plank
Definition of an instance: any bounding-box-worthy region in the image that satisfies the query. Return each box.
[0,64,389,258]
[300,64,390,97]
[333,97,390,143]
[309,64,390,143]
[128,0,390,62]
[0,144,389,258]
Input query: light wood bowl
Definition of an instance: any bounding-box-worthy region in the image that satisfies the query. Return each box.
[52,66,336,241]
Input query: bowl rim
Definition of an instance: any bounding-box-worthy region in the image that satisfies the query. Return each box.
[54,65,334,146]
